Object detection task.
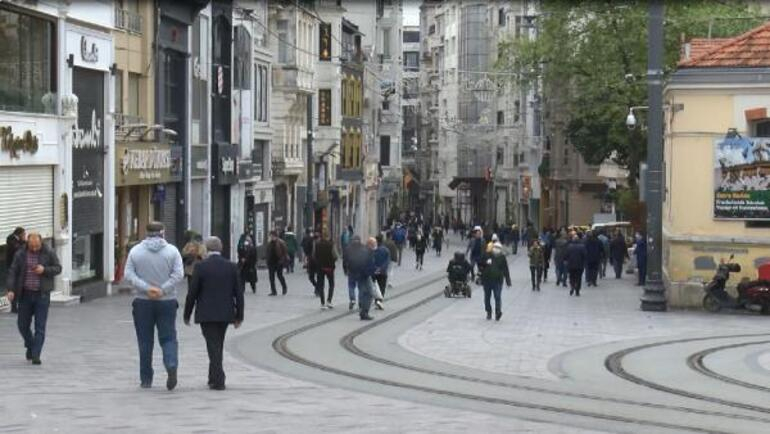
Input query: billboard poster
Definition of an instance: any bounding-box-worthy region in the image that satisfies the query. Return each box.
[714,135,770,219]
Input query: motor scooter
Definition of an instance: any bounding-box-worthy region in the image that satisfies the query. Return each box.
[703,255,770,314]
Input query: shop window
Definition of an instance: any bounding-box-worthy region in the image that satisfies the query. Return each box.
[0,7,56,113]
[319,89,331,126]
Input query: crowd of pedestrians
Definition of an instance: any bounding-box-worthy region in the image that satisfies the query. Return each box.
[2,216,647,392]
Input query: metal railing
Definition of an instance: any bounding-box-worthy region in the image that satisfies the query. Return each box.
[115,7,143,35]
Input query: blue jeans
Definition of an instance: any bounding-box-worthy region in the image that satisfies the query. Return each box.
[357,277,373,318]
[348,275,357,301]
[483,282,503,314]
[556,261,568,285]
[132,298,178,385]
[17,291,50,359]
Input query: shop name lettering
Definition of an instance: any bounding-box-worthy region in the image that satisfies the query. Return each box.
[121,149,172,179]
[221,157,235,175]
[80,36,99,63]
[72,111,102,149]
[0,127,39,158]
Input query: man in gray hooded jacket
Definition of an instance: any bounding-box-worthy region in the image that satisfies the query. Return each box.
[124,222,184,390]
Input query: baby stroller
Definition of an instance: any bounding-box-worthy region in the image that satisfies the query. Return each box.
[445,252,472,298]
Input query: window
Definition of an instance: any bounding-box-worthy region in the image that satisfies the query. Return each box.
[128,73,140,116]
[514,100,521,123]
[498,8,506,26]
[254,64,268,123]
[497,147,504,165]
[403,31,420,43]
[380,135,391,166]
[497,110,504,125]
[520,152,526,164]
[515,16,523,38]
[382,99,390,111]
[319,22,331,61]
[756,120,770,137]
[115,70,123,114]
[253,140,267,180]
[382,28,391,59]
[563,144,570,166]
[233,25,251,89]
[403,51,419,71]
[319,89,331,126]
[0,7,56,113]
[277,19,293,64]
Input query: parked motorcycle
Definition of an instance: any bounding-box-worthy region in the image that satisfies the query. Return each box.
[703,255,770,314]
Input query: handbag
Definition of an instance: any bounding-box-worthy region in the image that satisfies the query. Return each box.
[371,278,384,301]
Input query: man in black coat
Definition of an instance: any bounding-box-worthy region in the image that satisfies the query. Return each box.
[609,232,629,279]
[565,233,587,296]
[5,227,26,313]
[6,232,61,364]
[184,237,244,390]
[584,232,604,287]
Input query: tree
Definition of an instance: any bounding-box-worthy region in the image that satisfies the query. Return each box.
[497,0,764,177]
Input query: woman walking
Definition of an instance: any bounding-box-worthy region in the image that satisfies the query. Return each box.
[480,242,511,321]
[528,239,544,291]
[237,233,258,294]
[414,232,427,270]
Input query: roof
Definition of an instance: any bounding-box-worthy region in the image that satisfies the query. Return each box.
[679,21,770,68]
[679,38,730,63]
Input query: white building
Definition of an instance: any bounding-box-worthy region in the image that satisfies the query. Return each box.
[0,1,115,301]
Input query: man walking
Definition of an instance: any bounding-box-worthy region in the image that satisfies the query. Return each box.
[282,226,299,273]
[266,230,289,296]
[344,236,376,320]
[597,231,610,279]
[480,241,511,321]
[528,239,544,291]
[392,224,407,266]
[124,222,184,390]
[5,227,26,313]
[313,231,337,309]
[610,232,629,279]
[373,234,391,310]
[565,233,587,296]
[553,231,569,287]
[6,232,61,365]
[466,226,483,277]
[184,237,244,391]
[634,232,648,286]
[584,232,603,287]
[301,229,317,291]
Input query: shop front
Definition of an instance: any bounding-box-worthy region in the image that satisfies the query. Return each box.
[67,24,113,298]
[115,140,182,279]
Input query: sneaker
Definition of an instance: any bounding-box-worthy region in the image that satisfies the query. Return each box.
[321,305,327,311]
[360,315,374,321]
[326,303,334,309]
[31,358,41,365]
[375,300,384,310]
[269,292,278,297]
[348,300,356,311]
[166,368,177,391]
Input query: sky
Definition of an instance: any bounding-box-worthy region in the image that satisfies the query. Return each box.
[403,0,420,26]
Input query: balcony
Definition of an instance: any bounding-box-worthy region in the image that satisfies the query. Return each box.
[115,7,143,34]
[273,66,314,94]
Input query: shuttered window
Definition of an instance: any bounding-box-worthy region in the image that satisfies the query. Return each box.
[0,166,54,243]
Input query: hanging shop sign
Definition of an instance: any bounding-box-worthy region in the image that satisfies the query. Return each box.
[0,127,39,158]
[215,143,238,185]
[66,28,112,72]
[116,142,182,186]
[191,145,208,179]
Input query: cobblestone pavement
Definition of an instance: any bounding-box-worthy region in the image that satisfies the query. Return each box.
[400,252,770,381]
[0,238,603,433]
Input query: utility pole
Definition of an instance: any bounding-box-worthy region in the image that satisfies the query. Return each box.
[306,94,314,234]
[641,0,667,312]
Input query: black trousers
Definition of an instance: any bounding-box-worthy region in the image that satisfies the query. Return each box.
[612,259,624,279]
[569,268,583,294]
[529,266,543,289]
[268,266,287,294]
[316,268,335,304]
[374,274,388,299]
[586,262,600,285]
[200,322,228,387]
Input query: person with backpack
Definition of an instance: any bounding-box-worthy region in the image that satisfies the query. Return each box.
[392,224,407,266]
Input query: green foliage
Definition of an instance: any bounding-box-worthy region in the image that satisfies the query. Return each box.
[497,0,765,175]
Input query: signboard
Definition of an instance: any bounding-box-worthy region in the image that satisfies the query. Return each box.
[215,143,238,185]
[66,27,112,72]
[116,142,182,186]
[255,210,265,247]
[72,67,105,235]
[714,136,770,219]
[191,145,208,179]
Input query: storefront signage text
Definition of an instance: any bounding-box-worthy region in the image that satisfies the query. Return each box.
[72,110,102,149]
[121,148,172,180]
[81,36,99,63]
[0,127,39,158]
[221,157,235,175]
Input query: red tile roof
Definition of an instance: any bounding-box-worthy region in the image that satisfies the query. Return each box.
[679,38,730,63]
[679,21,770,68]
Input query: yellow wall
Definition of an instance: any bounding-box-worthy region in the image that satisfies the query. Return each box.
[663,86,770,307]
[112,3,155,122]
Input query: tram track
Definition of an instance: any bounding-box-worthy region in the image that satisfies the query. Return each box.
[605,334,770,415]
[686,339,770,393]
[268,272,768,433]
